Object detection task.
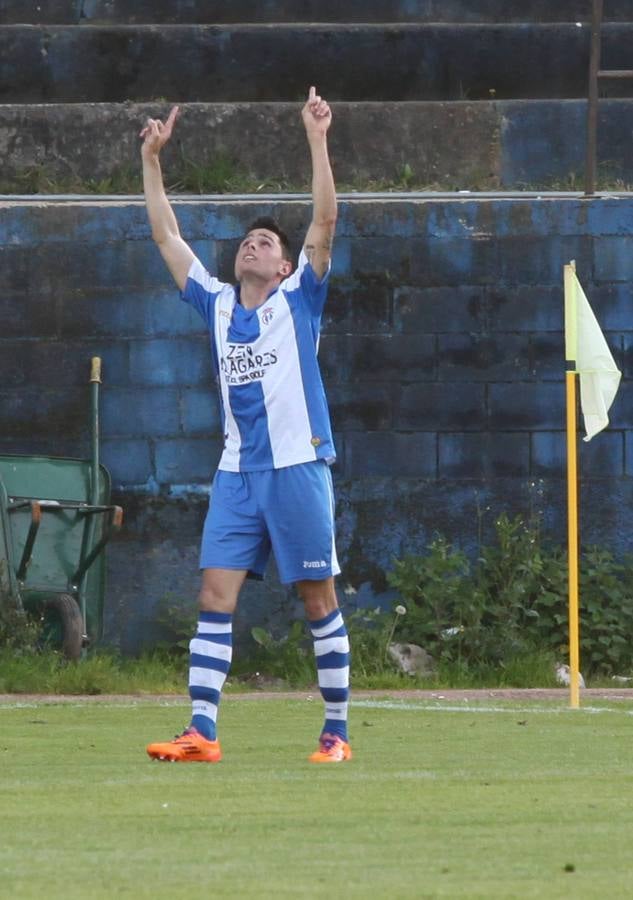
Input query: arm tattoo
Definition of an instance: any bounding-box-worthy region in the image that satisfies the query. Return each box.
[304,243,316,263]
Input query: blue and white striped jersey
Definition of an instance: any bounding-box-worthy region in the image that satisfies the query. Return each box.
[182,249,336,472]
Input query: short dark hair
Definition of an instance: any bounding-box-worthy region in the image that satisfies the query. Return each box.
[245,216,292,261]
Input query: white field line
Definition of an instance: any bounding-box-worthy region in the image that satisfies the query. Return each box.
[2,697,633,716]
[352,699,633,715]
[0,699,187,710]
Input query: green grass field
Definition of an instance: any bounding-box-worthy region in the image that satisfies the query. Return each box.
[2,695,633,899]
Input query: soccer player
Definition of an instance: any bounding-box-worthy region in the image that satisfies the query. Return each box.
[141,88,351,763]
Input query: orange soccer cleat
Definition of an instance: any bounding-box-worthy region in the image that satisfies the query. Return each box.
[308,733,352,763]
[146,727,222,763]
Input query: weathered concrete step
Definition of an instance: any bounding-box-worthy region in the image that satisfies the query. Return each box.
[2,0,632,25]
[2,100,633,192]
[3,23,633,103]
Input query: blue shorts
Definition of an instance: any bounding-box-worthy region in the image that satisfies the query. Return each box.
[200,460,340,585]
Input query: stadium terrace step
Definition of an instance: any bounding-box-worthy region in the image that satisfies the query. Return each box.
[1,0,632,25]
[3,100,633,193]
[2,23,633,104]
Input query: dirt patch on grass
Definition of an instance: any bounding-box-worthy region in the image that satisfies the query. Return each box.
[2,688,633,704]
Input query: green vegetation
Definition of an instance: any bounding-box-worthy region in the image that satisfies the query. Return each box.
[0,649,186,695]
[0,602,41,654]
[3,512,633,693]
[0,645,565,695]
[170,153,294,194]
[249,620,316,684]
[387,514,633,679]
[3,160,632,195]
[2,698,633,898]
[0,164,145,195]
[518,161,633,193]
[0,159,295,195]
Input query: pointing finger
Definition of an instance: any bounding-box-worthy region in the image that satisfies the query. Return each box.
[165,105,179,130]
[308,85,316,102]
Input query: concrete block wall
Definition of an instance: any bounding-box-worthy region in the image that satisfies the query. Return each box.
[1,195,632,652]
[7,100,633,191]
[3,23,633,104]
[3,4,633,193]
[2,1,632,24]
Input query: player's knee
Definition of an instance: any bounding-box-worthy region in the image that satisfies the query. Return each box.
[197,570,243,613]
[197,586,231,613]
[305,598,337,621]
[297,578,338,620]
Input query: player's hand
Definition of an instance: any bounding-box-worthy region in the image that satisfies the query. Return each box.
[301,86,332,139]
[140,105,179,156]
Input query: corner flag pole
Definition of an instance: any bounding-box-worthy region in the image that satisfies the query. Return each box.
[564,261,581,709]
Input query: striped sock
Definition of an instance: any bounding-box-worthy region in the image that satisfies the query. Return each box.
[189,611,233,741]
[310,608,350,742]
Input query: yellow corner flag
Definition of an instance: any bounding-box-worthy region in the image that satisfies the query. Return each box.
[564,265,621,441]
[563,262,621,708]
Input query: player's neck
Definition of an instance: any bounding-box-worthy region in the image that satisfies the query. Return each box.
[238,275,280,310]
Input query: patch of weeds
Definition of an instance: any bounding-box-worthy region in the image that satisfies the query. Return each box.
[428,650,559,689]
[0,648,187,694]
[153,594,198,658]
[169,152,298,194]
[518,163,633,193]
[346,606,400,678]
[386,512,633,681]
[239,620,315,686]
[4,157,633,195]
[0,165,143,194]
[81,166,143,194]
[0,589,42,655]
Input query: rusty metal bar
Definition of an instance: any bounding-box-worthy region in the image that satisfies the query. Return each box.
[598,69,633,78]
[15,501,41,582]
[585,0,604,196]
[70,506,123,588]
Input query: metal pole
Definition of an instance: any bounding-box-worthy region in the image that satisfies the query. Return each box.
[89,357,101,507]
[565,369,581,709]
[78,357,102,656]
[585,0,604,196]
[564,263,581,709]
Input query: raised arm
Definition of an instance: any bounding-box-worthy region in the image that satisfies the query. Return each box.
[140,106,194,291]
[301,87,337,280]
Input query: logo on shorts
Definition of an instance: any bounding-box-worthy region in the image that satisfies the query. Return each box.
[261,306,274,325]
[303,560,327,569]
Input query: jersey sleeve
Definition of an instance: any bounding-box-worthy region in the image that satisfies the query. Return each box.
[280,248,331,316]
[181,258,228,327]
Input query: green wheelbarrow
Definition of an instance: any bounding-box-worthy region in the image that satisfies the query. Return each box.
[0,358,123,659]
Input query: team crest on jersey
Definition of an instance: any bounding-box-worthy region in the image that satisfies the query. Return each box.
[261,306,274,325]
[311,436,322,447]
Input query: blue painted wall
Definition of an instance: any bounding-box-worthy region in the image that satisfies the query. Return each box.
[1,196,631,652]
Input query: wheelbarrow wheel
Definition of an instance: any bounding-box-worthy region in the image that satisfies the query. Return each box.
[44,594,84,661]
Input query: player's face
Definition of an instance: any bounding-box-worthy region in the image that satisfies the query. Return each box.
[234,229,291,282]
